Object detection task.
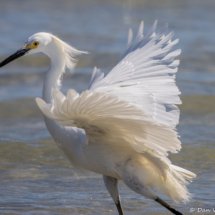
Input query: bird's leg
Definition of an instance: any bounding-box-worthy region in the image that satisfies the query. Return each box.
[121,173,184,215]
[103,175,124,215]
[155,197,183,215]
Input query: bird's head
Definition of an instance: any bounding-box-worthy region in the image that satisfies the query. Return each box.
[0,32,87,71]
[0,32,53,68]
[24,32,53,55]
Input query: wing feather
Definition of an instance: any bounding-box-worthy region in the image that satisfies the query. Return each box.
[89,21,181,128]
[36,89,181,161]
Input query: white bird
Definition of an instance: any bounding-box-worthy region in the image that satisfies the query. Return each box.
[0,21,196,215]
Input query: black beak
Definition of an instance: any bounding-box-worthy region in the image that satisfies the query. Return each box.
[0,48,30,68]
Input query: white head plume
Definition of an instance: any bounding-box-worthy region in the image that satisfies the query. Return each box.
[51,35,88,71]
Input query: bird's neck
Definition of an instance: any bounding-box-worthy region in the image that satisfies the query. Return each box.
[41,38,68,146]
[41,38,85,165]
[42,39,65,103]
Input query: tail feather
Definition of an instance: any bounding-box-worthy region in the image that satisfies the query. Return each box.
[160,164,196,203]
[127,153,196,204]
[171,164,196,181]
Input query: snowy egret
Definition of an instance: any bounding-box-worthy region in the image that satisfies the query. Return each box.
[0,21,195,215]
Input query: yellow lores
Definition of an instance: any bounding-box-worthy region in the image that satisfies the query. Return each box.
[24,41,39,49]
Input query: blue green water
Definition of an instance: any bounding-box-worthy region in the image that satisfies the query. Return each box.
[0,0,215,214]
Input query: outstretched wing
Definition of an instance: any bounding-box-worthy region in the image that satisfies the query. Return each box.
[36,89,181,161]
[89,21,181,128]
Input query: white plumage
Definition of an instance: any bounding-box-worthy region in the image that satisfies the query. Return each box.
[89,21,181,128]
[37,88,182,159]
[0,20,196,215]
[36,20,195,203]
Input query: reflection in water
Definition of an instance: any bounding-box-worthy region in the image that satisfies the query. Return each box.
[0,0,215,214]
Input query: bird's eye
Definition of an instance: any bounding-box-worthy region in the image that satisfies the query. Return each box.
[34,42,39,46]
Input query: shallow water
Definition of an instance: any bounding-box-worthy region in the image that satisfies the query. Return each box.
[0,0,215,214]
